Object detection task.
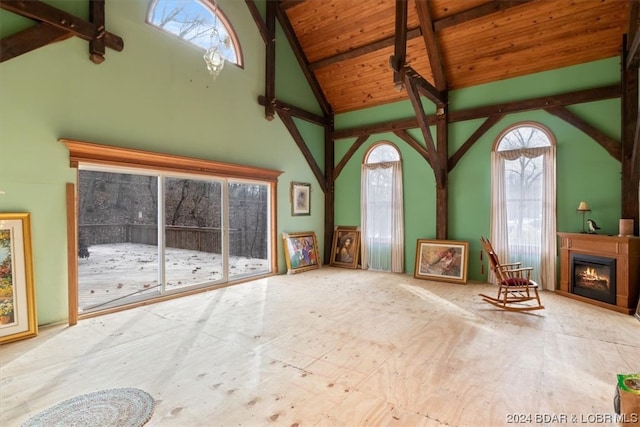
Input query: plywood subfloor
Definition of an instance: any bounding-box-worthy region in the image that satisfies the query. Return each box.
[1,267,638,426]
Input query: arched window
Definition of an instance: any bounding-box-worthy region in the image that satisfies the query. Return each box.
[490,122,556,289]
[147,0,243,71]
[361,142,404,272]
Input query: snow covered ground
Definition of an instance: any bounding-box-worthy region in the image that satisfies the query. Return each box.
[78,243,268,312]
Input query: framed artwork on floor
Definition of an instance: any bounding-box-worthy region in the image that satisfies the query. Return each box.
[291,182,311,216]
[330,227,360,269]
[414,239,469,284]
[0,213,38,344]
[282,231,320,274]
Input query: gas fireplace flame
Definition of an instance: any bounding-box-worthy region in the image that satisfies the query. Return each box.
[580,267,608,285]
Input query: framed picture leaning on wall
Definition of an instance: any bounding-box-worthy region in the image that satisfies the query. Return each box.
[282,231,320,274]
[414,239,469,284]
[330,227,360,269]
[0,213,37,344]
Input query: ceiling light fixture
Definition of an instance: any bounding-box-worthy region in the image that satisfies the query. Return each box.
[203,0,229,80]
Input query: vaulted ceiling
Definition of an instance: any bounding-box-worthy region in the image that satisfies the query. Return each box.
[278,0,633,114]
[1,0,638,242]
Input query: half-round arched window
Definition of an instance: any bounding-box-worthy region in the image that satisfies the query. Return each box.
[494,122,555,152]
[365,142,401,164]
[147,0,243,68]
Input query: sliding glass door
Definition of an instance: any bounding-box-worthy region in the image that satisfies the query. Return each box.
[228,182,271,280]
[77,168,271,314]
[163,177,224,291]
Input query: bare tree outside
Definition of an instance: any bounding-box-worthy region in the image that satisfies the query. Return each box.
[148,0,236,63]
[496,125,552,277]
[77,170,269,312]
[500,127,546,242]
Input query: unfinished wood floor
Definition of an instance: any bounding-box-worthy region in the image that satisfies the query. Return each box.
[1,267,639,426]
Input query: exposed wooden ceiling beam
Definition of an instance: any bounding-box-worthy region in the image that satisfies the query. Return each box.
[621,34,639,230]
[404,66,445,105]
[391,0,408,89]
[333,84,620,139]
[448,114,505,171]
[89,0,105,64]
[309,28,421,71]
[0,22,72,63]
[0,0,123,53]
[275,2,332,117]
[265,0,277,120]
[626,0,640,69]
[626,0,640,190]
[394,129,433,168]
[280,0,306,11]
[278,111,328,193]
[415,0,446,92]
[333,135,369,180]
[633,105,640,184]
[433,0,534,31]
[403,70,442,184]
[257,96,328,127]
[245,0,267,44]
[544,106,621,161]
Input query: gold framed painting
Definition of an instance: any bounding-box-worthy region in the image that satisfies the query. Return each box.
[330,227,360,269]
[414,239,469,284]
[0,213,37,344]
[291,182,311,216]
[282,231,320,274]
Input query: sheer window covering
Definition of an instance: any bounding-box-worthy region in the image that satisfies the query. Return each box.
[360,158,404,273]
[490,138,556,290]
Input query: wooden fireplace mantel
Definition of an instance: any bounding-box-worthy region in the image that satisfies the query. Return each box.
[557,232,640,314]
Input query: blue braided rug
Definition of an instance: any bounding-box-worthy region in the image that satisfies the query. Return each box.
[22,388,154,427]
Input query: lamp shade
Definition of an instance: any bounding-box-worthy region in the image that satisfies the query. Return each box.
[577,201,591,211]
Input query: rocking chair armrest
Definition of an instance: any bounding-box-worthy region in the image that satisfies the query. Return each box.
[500,262,522,267]
[502,266,533,272]
[502,267,533,280]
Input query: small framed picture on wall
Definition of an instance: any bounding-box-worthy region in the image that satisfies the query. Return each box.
[291,182,311,216]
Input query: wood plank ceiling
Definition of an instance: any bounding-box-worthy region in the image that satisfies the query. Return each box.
[282,0,631,114]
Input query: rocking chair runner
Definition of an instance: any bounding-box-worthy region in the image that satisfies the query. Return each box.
[479,237,544,311]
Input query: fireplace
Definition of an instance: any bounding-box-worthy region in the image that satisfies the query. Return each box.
[570,254,616,305]
[558,233,639,314]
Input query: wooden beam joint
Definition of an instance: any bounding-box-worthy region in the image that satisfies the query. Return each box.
[0,0,123,63]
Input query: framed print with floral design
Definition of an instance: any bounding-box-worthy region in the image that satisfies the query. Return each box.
[0,213,37,344]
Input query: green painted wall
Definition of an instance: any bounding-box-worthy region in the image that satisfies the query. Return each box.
[0,0,325,326]
[334,58,623,281]
[0,0,627,326]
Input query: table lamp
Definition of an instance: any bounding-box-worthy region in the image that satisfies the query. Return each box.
[577,201,591,233]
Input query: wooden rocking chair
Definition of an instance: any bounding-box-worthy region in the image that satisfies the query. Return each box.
[479,237,544,312]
